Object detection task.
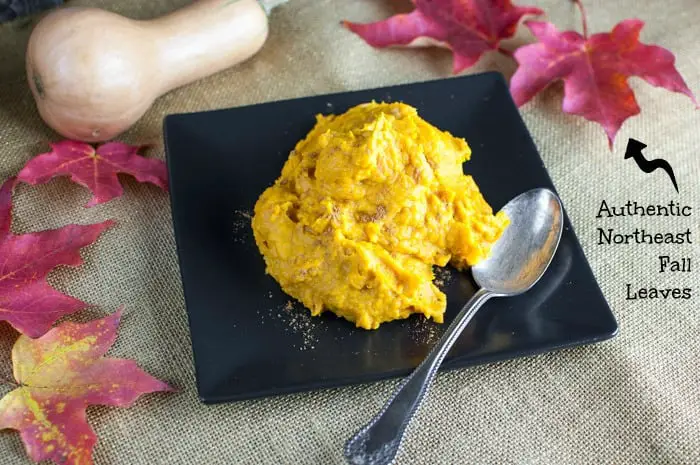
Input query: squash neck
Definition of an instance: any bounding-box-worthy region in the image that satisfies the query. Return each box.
[149,0,270,94]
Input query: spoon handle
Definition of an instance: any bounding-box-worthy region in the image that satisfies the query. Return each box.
[344,287,493,465]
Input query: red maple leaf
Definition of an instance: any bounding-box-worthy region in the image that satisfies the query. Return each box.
[0,310,173,465]
[510,17,697,146]
[343,0,543,74]
[0,177,114,338]
[17,140,169,207]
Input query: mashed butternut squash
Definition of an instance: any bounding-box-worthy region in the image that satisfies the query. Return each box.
[252,102,508,330]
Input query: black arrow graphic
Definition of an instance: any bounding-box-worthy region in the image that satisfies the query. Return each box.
[624,138,679,193]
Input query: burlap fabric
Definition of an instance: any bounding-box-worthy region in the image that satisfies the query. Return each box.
[1,1,699,464]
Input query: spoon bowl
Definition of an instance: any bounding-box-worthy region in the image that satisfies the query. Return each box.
[473,188,563,296]
[344,187,564,465]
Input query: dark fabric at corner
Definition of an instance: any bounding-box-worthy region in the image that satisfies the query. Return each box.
[0,0,63,23]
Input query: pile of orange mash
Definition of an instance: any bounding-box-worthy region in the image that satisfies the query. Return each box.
[252,102,509,330]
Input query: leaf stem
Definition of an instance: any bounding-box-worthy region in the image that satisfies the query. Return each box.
[498,47,514,58]
[573,0,589,39]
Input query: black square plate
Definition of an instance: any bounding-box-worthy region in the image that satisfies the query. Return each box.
[164,72,617,404]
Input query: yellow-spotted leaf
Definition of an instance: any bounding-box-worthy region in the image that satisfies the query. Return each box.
[0,310,172,465]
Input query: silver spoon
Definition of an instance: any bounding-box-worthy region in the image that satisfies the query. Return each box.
[343,187,564,465]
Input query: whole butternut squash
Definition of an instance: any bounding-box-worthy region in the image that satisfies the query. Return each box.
[26,0,287,142]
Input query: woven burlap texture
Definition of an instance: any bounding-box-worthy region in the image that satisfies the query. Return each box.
[1,1,699,464]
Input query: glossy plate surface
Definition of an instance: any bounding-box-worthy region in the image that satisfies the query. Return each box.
[163,72,617,404]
